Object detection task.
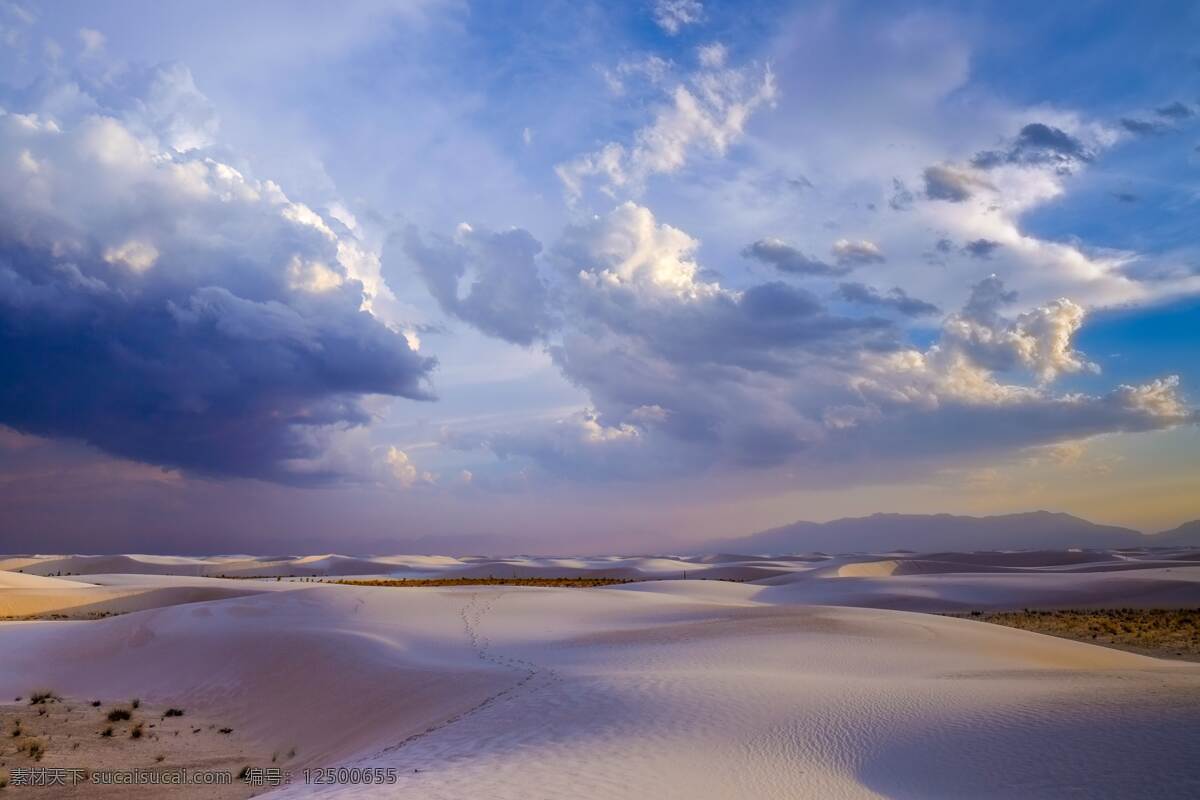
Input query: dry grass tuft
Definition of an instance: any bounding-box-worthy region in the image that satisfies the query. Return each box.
[956,608,1200,661]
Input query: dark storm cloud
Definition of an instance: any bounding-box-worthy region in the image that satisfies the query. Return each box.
[742,239,847,276]
[0,79,437,483]
[0,243,435,483]
[835,282,940,316]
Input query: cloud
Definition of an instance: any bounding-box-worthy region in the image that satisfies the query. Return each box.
[836,282,939,316]
[832,238,885,266]
[651,0,703,35]
[396,222,552,346]
[888,178,915,210]
[123,62,220,152]
[962,238,1002,258]
[1119,117,1166,135]
[742,238,844,276]
[971,122,1091,169]
[0,68,436,483]
[556,51,775,201]
[412,205,1189,482]
[78,27,105,56]
[600,54,671,95]
[386,446,434,488]
[937,276,1095,382]
[1155,102,1193,120]
[923,163,991,202]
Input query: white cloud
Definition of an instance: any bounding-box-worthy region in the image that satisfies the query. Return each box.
[78,27,104,56]
[557,53,776,201]
[402,204,1191,483]
[386,446,434,488]
[651,0,704,35]
[832,239,885,266]
[103,239,159,273]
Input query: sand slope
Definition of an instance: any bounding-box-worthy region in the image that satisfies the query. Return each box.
[3,550,1200,797]
[0,574,1196,798]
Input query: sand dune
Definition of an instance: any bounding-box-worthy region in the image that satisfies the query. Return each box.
[2,551,1199,797]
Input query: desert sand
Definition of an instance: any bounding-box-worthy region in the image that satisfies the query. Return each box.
[1,549,1199,798]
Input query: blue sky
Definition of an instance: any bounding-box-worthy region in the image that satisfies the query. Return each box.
[0,0,1197,552]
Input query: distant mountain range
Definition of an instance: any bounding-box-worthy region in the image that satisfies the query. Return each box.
[704,511,1200,554]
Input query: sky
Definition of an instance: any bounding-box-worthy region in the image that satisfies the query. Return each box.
[0,0,1198,554]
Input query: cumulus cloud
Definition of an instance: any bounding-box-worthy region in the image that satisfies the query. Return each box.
[937,276,1095,382]
[836,282,939,316]
[395,223,552,346]
[742,238,844,276]
[971,122,1092,170]
[556,51,775,201]
[923,163,992,202]
[385,446,434,488]
[832,238,885,266]
[406,206,1189,482]
[0,69,435,482]
[963,238,1002,258]
[651,0,703,35]
[122,62,220,152]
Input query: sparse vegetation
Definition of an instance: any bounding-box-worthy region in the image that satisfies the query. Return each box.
[218,727,233,734]
[130,723,144,739]
[101,726,113,737]
[21,738,45,761]
[28,690,60,705]
[163,708,184,718]
[131,698,140,709]
[107,708,132,722]
[954,608,1200,661]
[332,577,640,588]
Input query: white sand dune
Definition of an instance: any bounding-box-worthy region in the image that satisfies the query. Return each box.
[3,550,1200,797]
[0,570,91,589]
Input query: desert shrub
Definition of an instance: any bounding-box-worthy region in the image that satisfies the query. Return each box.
[163,708,184,718]
[130,724,143,739]
[28,691,59,705]
[107,708,132,722]
[101,726,113,737]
